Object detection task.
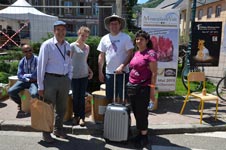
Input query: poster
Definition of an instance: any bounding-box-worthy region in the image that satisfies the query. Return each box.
[190,22,222,66]
[142,8,179,92]
[222,24,226,54]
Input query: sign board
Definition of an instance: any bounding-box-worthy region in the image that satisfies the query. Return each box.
[142,8,180,92]
[190,22,222,66]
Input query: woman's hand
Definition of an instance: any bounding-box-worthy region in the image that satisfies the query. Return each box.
[88,71,93,80]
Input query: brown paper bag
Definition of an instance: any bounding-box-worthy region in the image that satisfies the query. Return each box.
[30,98,54,132]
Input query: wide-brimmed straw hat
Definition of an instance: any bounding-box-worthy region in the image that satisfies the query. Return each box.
[104,14,126,31]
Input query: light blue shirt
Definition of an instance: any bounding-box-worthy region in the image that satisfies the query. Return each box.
[37,37,73,90]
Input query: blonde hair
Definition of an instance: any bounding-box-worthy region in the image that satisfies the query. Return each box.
[77,26,90,35]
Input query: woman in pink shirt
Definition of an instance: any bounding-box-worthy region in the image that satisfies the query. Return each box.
[128,30,157,148]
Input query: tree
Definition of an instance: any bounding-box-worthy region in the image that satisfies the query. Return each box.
[125,0,139,32]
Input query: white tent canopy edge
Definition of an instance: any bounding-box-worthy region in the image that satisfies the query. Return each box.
[0,0,58,42]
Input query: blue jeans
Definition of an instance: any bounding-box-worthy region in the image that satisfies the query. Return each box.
[8,80,38,105]
[105,73,128,102]
[71,77,88,120]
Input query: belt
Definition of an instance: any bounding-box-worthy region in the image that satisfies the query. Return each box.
[45,73,68,77]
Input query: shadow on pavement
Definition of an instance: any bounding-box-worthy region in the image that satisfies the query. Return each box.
[0,102,7,108]
[151,135,192,150]
[16,111,30,118]
[38,134,107,150]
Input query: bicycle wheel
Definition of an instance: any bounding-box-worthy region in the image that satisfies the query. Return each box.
[181,66,203,92]
[216,76,226,101]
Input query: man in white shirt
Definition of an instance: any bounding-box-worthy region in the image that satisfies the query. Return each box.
[37,21,72,143]
[97,14,134,103]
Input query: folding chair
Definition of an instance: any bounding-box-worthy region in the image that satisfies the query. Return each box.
[180,72,218,124]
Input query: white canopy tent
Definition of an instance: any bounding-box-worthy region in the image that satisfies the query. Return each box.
[0,0,58,42]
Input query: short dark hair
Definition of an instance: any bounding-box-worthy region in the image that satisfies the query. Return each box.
[109,17,121,23]
[134,30,153,49]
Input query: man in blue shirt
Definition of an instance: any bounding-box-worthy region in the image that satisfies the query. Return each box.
[8,44,38,111]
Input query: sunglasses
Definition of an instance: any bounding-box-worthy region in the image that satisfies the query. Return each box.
[23,49,32,53]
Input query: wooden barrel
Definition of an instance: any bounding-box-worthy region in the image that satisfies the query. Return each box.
[20,89,31,113]
[85,93,92,113]
[8,76,18,87]
[91,90,109,123]
[0,83,9,100]
[63,90,73,122]
[63,91,93,122]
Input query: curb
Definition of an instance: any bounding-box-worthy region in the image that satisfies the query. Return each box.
[150,124,226,135]
[1,120,226,136]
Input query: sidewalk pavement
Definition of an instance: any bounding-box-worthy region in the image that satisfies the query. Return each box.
[0,96,226,136]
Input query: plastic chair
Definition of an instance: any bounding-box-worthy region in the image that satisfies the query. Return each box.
[180,72,218,124]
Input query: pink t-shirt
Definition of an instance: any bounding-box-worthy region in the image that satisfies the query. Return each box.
[129,49,157,86]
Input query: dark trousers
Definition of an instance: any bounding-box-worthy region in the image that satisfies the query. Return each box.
[105,73,129,102]
[43,74,70,131]
[71,77,88,120]
[129,86,150,130]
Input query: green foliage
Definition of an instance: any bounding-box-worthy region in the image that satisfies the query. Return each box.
[0,50,23,61]
[133,0,165,15]
[0,72,11,84]
[159,64,216,97]
[0,61,10,73]
[8,61,19,75]
[31,42,41,55]
[0,60,19,83]
[125,0,139,32]
[144,0,164,8]
[123,29,135,40]
[65,37,76,43]
[87,36,101,92]
[0,50,21,83]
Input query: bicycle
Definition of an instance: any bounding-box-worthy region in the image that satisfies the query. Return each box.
[180,45,204,92]
[216,75,226,101]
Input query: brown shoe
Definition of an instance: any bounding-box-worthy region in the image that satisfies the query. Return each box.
[73,116,79,125]
[42,132,54,143]
[53,130,67,139]
[79,119,85,127]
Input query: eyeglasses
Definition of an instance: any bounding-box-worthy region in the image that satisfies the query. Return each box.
[23,49,32,53]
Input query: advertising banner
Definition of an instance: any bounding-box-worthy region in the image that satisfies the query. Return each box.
[190,22,222,66]
[222,24,226,54]
[142,8,180,92]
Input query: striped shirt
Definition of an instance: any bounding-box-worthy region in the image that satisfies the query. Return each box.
[17,54,38,82]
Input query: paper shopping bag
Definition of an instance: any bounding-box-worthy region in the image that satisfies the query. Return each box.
[30,98,54,132]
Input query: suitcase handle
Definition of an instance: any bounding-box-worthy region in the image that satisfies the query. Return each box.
[113,71,126,104]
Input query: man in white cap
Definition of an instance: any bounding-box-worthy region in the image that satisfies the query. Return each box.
[97,14,134,103]
[37,20,72,143]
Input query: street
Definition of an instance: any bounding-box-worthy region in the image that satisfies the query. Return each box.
[0,131,225,150]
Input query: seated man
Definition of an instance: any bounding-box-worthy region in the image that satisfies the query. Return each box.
[8,44,38,111]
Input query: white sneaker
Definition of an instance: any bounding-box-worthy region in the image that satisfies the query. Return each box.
[147,101,154,111]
